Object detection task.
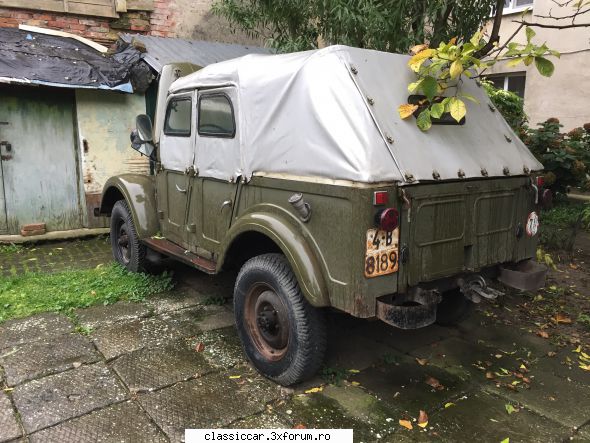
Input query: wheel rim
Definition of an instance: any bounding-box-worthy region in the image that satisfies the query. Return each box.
[244,284,290,361]
[116,222,130,264]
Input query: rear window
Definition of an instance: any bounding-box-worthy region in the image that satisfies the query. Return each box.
[164,97,192,136]
[198,94,236,138]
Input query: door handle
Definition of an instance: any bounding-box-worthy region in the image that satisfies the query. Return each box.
[175,184,187,193]
[0,141,11,152]
[220,200,232,212]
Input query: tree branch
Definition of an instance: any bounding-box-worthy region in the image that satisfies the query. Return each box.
[475,0,505,57]
[513,19,590,28]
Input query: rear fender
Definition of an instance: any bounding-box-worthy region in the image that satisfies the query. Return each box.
[219,212,330,307]
[99,174,159,239]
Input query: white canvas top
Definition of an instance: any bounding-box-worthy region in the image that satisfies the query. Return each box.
[170,45,543,184]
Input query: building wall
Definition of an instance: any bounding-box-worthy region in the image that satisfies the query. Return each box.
[75,89,149,226]
[486,0,590,130]
[0,0,259,45]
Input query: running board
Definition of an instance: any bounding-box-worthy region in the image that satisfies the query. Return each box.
[143,238,217,274]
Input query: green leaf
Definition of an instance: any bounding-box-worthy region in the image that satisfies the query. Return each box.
[430,102,445,119]
[505,404,516,415]
[525,27,536,42]
[506,57,524,67]
[550,50,561,58]
[501,438,510,443]
[416,110,432,131]
[408,80,422,93]
[420,76,438,101]
[448,97,466,123]
[535,57,555,77]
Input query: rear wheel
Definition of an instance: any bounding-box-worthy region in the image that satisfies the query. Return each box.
[436,288,474,326]
[234,253,327,386]
[110,200,147,272]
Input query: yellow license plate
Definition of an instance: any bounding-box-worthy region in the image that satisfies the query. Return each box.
[365,228,399,278]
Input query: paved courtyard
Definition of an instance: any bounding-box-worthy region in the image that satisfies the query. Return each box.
[1,237,589,442]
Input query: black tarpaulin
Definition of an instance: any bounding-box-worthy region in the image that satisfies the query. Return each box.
[0,27,142,92]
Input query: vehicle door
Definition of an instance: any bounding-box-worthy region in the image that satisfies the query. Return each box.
[187,87,240,255]
[156,92,195,247]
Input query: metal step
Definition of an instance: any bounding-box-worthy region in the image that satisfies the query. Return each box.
[143,238,216,274]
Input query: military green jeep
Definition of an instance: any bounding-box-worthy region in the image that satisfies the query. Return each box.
[100,46,548,386]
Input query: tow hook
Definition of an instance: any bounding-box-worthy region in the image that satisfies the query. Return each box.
[457,275,503,303]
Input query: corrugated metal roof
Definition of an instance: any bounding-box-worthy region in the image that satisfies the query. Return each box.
[122,34,271,73]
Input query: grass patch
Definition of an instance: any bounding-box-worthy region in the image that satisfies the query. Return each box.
[0,262,174,323]
[0,243,25,255]
[540,201,588,251]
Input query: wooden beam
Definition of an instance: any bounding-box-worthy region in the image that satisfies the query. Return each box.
[19,24,109,53]
[126,0,153,11]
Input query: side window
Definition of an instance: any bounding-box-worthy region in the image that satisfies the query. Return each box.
[164,98,192,136]
[198,94,236,138]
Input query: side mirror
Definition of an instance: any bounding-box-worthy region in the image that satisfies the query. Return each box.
[136,114,153,143]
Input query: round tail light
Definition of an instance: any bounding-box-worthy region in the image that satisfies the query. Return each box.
[376,208,399,231]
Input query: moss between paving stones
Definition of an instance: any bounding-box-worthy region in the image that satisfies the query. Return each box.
[0,263,173,323]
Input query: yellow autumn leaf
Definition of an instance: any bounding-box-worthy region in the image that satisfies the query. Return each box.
[579,364,590,371]
[448,97,466,122]
[410,44,429,55]
[444,402,455,408]
[399,419,413,430]
[348,369,360,373]
[408,49,437,72]
[305,386,324,394]
[351,381,361,386]
[398,104,419,119]
[450,60,463,79]
[418,410,429,428]
[229,375,241,379]
[573,345,582,353]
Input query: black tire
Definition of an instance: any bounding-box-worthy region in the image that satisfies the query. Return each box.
[234,253,327,386]
[110,200,147,273]
[436,288,474,326]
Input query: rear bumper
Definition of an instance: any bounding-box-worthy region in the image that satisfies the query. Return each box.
[497,259,547,291]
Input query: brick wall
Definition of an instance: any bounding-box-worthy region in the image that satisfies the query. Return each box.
[0,0,177,44]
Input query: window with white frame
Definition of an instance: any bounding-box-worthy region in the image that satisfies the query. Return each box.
[485,73,526,98]
[503,0,533,14]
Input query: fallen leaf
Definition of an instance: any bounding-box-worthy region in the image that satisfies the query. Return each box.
[304,386,324,394]
[229,375,241,379]
[415,357,428,366]
[293,424,306,429]
[547,351,557,357]
[523,377,531,384]
[398,103,419,119]
[348,369,360,373]
[418,410,429,428]
[553,313,572,324]
[519,364,528,372]
[425,376,444,390]
[351,381,361,386]
[409,44,429,55]
[195,342,205,352]
[580,364,590,371]
[444,402,455,408]
[72,362,82,368]
[495,354,503,359]
[505,404,516,415]
[399,419,413,430]
[501,438,510,443]
[485,371,495,380]
[573,345,582,353]
[537,330,549,339]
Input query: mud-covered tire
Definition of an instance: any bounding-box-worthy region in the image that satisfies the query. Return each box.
[436,288,474,326]
[234,253,327,386]
[110,200,147,273]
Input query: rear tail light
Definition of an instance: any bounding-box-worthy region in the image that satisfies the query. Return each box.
[536,176,545,187]
[375,208,399,231]
[373,191,388,206]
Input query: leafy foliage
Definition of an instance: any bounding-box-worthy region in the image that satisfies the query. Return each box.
[523,119,590,193]
[0,263,174,323]
[481,81,527,133]
[539,202,587,251]
[212,0,498,53]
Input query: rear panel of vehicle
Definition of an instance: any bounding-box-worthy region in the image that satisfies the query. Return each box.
[399,177,538,287]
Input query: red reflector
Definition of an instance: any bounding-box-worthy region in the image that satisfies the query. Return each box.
[373,191,388,205]
[536,176,545,187]
[378,208,399,231]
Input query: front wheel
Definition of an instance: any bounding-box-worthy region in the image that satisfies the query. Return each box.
[234,253,327,386]
[110,200,147,272]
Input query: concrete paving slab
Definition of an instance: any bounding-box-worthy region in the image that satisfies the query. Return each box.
[0,313,73,350]
[229,411,291,429]
[146,286,208,314]
[534,348,590,387]
[12,362,128,433]
[91,317,181,360]
[353,361,472,416]
[111,339,214,392]
[74,301,150,329]
[0,391,21,443]
[28,401,167,443]
[173,265,235,298]
[485,369,590,428]
[158,305,233,338]
[138,367,281,442]
[0,334,100,386]
[424,390,570,443]
[573,423,590,442]
[189,327,247,370]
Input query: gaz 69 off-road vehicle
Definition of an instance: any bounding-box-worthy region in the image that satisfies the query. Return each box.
[100,45,549,386]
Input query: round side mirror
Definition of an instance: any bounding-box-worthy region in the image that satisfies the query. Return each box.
[136,114,153,143]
